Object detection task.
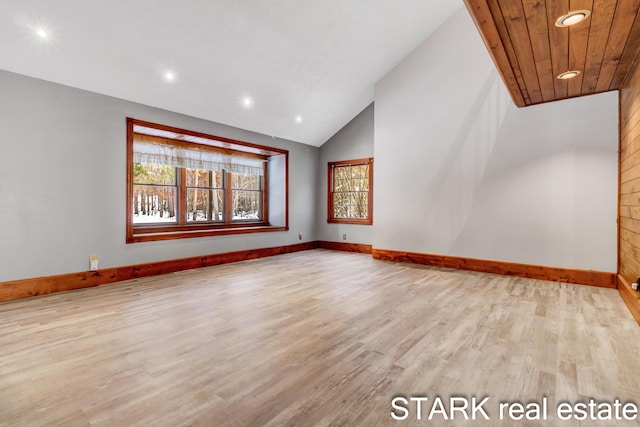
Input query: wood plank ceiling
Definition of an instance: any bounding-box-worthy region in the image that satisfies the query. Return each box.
[464,0,640,107]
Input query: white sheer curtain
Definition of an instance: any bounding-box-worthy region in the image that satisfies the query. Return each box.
[133,140,265,176]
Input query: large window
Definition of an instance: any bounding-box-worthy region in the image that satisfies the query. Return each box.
[127,118,288,243]
[327,158,373,224]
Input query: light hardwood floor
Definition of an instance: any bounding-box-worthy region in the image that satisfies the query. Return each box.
[1,249,639,426]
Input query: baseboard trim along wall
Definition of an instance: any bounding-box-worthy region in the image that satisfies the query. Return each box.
[618,274,640,324]
[318,241,373,254]
[372,248,617,289]
[0,242,618,304]
[0,241,319,303]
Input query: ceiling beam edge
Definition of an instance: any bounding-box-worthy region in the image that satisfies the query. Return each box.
[464,0,527,107]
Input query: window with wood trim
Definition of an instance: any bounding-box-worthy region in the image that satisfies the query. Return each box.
[127,118,288,243]
[327,158,373,224]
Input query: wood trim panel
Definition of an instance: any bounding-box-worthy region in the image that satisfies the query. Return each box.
[133,133,268,160]
[595,0,640,93]
[0,242,320,303]
[522,0,555,102]
[619,45,640,299]
[126,118,135,243]
[581,0,617,94]
[178,167,187,225]
[224,171,233,223]
[495,0,543,104]
[285,152,289,230]
[318,241,373,254]
[618,84,623,291]
[372,248,616,288]
[547,0,570,99]
[618,274,640,325]
[465,0,640,106]
[567,0,593,98]
[131,225,288,243]
[130,117,288,156]
[610,6,640,89]
[262,161,268,223]
[463,0,526,107]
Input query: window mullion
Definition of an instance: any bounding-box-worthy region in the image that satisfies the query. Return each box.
[178,167,187,225]
[208,170,213,222]
[224,170,232,224]
[261,161,267,221]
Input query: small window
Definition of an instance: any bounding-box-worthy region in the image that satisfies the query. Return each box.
[327,158,373,224]
[231,172,263,220]
[185,169,224,223]
[126,118,288,243]
[133,163,178,224]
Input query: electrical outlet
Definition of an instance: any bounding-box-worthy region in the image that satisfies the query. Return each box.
[342,233,347,241]
[89,255,99,271]
[298,233,303,240]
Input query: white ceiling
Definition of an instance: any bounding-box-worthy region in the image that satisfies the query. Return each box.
[0,0,460,146]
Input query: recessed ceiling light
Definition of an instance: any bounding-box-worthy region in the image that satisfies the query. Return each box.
[164,71,176,82]
[557,70,581,80]
[36,28,48,39]
[295,116,303,123]
[242,96,254,109]
[555,10,591,27]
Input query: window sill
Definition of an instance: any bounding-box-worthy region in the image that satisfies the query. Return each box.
[327,219,372,225]
[128,225,288,243]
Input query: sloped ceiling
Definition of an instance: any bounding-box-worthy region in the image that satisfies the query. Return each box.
[0,0,461,146]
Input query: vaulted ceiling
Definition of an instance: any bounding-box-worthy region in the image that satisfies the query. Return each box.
[464,0,640,107]
[0,1,460,146]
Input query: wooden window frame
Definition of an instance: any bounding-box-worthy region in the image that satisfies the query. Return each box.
[126,118,288,243]
[327,158,373,225]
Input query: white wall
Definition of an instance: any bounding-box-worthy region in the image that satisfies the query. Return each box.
[0,70,318,282]
[317,103,374,244]
[374,8,618,271]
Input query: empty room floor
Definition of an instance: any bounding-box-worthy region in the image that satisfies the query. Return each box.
[1,249,639,426]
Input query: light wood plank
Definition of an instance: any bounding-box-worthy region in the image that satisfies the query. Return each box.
[620,141,640,172]
[620,127,640,160]
[621,162,640,184]
[620,240,640,269]
[620,48,640,327]
[620,227,640,251]
[620,191,640,206]
[620,204,640,220]
[620,89,640,135]
[620,247,640,281]
[620,176,640,195]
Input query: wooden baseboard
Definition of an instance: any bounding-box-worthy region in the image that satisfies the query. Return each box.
[0,242,618,305]
[372,248,617,289]
[0,241,320,303]
[318,241,372,254]
[618,274,640,324]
